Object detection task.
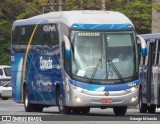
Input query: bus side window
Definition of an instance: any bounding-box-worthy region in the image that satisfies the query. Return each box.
[154,40,159,65]
[0,69,3,76]
[144,41,150,66]
[152,40,156,66]
[137,44,142,65]
[138,44,143,66]
[62,42,71,75]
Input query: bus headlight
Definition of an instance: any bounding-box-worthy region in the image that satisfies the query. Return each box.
[126,86,138,93]
[75,97,82,103]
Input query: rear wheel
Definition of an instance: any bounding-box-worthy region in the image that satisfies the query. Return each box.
[56,89,71,114]
[113,106,127,116]
[1,97,8,100]
[24,87,34,112]
[148,105,156,113]
[139,88,147,113]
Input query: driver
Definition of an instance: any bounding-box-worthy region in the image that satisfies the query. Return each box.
[112,53,125,62]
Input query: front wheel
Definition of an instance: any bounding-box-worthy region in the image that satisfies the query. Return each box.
[56,89,71,114]
[24,88,34,112]
[148,105,156,113]
[113,106,127,116]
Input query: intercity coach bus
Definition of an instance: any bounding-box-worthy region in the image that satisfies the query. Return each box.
[138,33,160,113]
[11,10,146,115]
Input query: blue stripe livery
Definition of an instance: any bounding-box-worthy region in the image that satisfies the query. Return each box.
[72,23,133,30]
[70,79,139,91]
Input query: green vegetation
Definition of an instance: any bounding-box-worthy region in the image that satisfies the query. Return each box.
[0,0,154,64]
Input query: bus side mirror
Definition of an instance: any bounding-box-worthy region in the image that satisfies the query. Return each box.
[137,35,147,57]
[63,35,71,58]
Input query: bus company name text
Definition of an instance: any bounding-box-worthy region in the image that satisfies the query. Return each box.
[40,56,52,70]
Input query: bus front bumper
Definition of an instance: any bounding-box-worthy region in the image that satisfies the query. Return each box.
[65,86,139,107]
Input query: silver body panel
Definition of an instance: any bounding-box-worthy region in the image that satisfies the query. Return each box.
[65,88,138,107]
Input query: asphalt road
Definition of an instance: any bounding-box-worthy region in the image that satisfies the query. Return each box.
[0,99,160,124]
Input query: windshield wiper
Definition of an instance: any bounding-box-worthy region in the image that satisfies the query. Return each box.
[91,58,102,79]
[108,60,124,83]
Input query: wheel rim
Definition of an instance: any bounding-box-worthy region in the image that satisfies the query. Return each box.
[25,92,28,107]
[139,96,142,109]
[139,89,142,110]
[58,94,63,110]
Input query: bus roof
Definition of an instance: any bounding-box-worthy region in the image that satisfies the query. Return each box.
[13,10,134,30]
[140,33,160,40]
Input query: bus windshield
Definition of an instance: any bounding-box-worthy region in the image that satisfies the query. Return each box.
[71,30,137,83]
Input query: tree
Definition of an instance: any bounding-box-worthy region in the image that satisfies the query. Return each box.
[152,0,160,12]
[65,0,102,10]
[0,0,44,64]
[0,0,25,65]
[121,0,151,34]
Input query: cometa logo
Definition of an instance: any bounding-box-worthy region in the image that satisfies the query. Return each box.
[40,56,52,70]
[43,25,56,32]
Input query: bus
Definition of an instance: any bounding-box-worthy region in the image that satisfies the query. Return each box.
[11,10,146,116]
[138,33,160,113]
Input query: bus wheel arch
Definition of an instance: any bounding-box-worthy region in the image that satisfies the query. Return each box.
[23,82,34,112]
[22,82,27,103]
[56,85,71,114]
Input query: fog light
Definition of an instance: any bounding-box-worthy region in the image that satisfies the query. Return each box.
[131,96,137,102]
[76,97,82,103]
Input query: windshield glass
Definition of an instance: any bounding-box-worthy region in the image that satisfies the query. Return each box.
[4,67,11,76]
[0,79,11,86]
[71,31,137,83]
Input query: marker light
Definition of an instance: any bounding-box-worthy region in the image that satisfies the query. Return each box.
[76,97,82,103]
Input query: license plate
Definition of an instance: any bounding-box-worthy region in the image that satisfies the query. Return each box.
[101,98,112,103]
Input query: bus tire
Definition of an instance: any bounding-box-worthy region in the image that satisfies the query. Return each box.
[56,89,71,114]
[139,88,147,113]
[1,97,9,100]
[24,88,34,112]
[113,106,127,116]
[148,105,156,113]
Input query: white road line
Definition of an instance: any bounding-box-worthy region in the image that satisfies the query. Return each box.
[0,108,7,111]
